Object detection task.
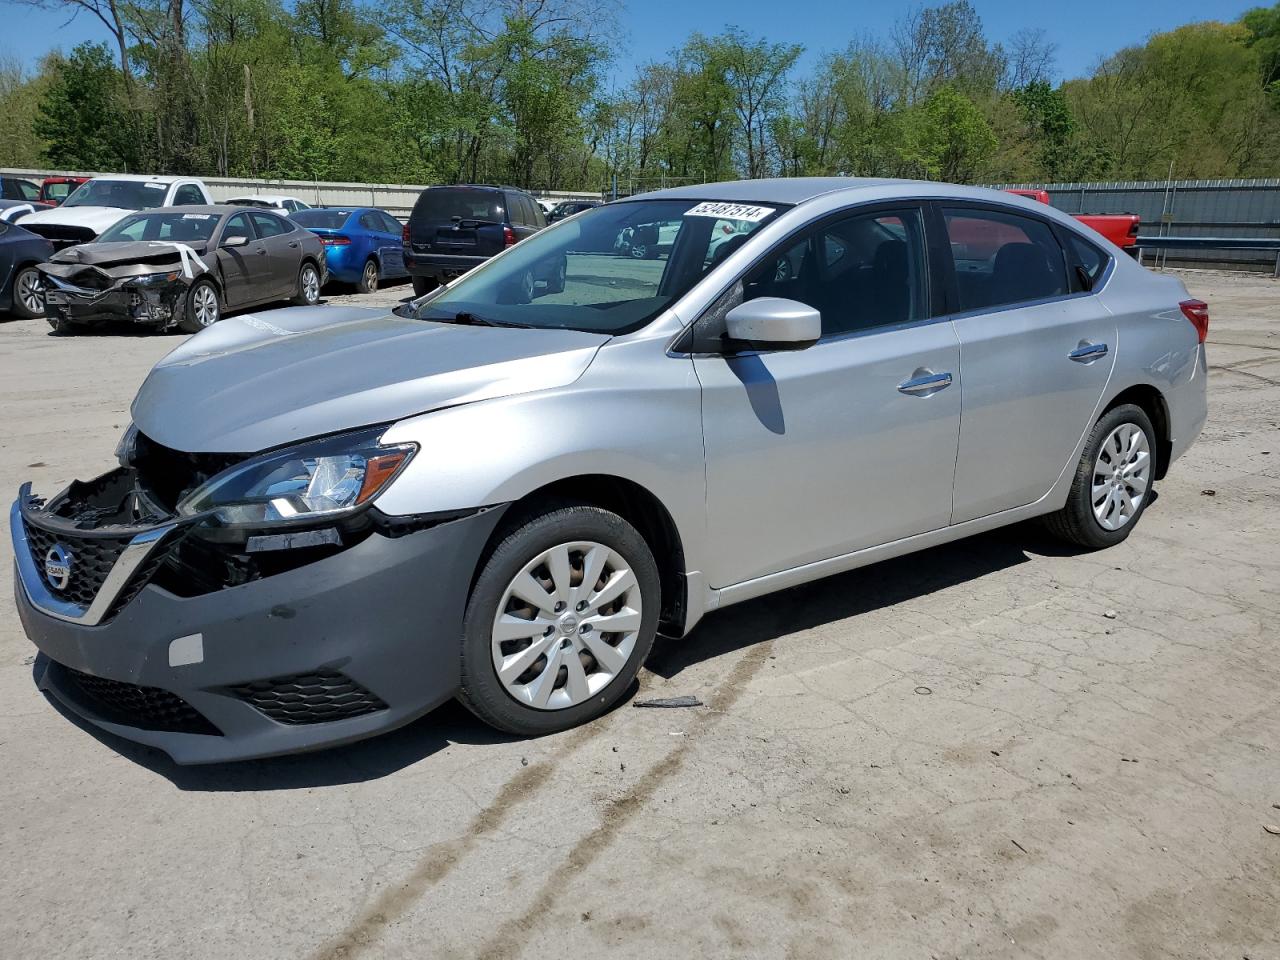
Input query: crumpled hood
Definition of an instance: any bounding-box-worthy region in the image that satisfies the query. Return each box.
[20,205,132,236]
[42,240,211,277]
[133,306,609,452]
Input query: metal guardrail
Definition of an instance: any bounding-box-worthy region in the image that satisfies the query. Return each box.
[1135,235,1280,277]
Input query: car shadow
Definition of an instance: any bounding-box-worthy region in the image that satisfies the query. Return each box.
[39,520,1099,791]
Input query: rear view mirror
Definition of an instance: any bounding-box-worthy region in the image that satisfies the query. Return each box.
[222,234,249,248]
[724,297,820,351]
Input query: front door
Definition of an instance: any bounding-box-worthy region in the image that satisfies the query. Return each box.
[214,213,261,307]
[694,206,962,589]
[939,204,1117,523]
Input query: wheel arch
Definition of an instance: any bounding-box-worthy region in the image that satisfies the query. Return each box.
[475,474,688,637]
[1103,383,1172,480]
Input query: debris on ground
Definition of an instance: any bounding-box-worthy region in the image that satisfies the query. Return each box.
[914,686,932,695]
[634,695,703,708]
[1202,489,1216,496]
[1103,610,1118,619]
[1263,824,1280,836]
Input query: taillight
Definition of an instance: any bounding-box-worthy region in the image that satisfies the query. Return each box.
[1128,220,1140,237]
[1180,299,1209,343]
[503,225,516,247]
[320,235,351,246]
[401,223,410,244]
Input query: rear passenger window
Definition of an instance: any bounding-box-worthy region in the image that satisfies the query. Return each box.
[250,212,288,237]
[943,208,1068,311]
[1064,232,1108,292]
[743,208,929,337]
[359,212,382,232]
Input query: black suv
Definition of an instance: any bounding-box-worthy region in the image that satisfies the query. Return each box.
[405,185,547,295]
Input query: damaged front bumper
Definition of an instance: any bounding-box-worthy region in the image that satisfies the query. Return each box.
[42,270,190,328]
[12,467,507,763]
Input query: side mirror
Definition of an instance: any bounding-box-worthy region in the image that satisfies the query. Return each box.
[222,234,249,248]
[724,297,821,351]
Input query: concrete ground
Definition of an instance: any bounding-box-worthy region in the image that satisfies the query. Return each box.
[0,269,1276,959]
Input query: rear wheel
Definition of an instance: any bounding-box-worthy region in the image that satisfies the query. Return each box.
[357,258,379,294]
[10,266,45,318]
[292,262,322,306]
[1044,403,1157,549]
[546,256,567,294]
[412,276,438,297]
[458,504,660,735]
[177,279,221,333]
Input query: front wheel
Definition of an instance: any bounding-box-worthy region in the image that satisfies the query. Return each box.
[1044,403,1157,549]
[292,262,322,306]
[458,504,660,736]
[10,266,45,318]
[177,278,221,333]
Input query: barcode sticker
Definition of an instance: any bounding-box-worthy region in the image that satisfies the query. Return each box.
[684,202,774,222]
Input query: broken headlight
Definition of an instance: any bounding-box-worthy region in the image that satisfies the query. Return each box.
[176,427,416,527]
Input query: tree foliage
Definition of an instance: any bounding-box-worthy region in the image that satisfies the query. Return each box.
[1,0,1279,188]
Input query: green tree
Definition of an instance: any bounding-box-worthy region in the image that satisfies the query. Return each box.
[34,42,137,169]
[896,84,996,181]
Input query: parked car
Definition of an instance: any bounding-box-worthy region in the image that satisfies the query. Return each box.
[293,206,408,293]
[404,184,547,295]
[547,199,599,222]
[0,220,54,318]
[39,176,91,206]
[1005,189,1141,255]
[19,175,214,248]
[0,199,52,223]
[224,194,313,215]
[38,206,325,334]
[1,175,42,204]
[535,197,558,216]
[11,178,1208,763]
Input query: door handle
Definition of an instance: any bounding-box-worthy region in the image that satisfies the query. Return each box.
[255,248,267,256]
[1069,341,1108,363]
[898,370,953,396]
[288,241,299,248]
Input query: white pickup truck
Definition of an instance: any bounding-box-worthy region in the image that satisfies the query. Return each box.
[19,175,213,248]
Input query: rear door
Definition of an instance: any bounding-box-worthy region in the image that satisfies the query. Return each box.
[249,212,298,298]
[409,187,507,261]
[940,203,1117,523]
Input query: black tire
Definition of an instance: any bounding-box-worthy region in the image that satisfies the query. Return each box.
[176,278,221,334]
[458,503,661,736]
[546,256,567,294]
[1044,403,1157,550]
[412,275,438,297]
[357,258,379,294]
[292,262,322,306]
[10,265,45,319]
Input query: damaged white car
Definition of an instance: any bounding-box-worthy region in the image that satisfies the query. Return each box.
[39,206,327,334]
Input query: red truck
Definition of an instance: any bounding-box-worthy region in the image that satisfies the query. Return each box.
[38,176,90,206]
[1006,189,1140,254]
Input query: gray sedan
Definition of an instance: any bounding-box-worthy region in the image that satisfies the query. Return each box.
[39,205,326,334]
[12,178,1208,762]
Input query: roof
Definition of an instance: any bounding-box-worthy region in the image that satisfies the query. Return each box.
[225,194,303,202]
[625,177,916,205]
[128,205,288,216]
[85,174,199,184]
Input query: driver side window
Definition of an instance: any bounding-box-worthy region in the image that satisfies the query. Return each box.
[221,214,254,245]
[742,207,930,337]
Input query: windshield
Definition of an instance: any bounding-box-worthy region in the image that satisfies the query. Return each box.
[416,199,782,335]
[292,209,352,229]
[98,212,219,243]
[63,179,169,210]
[413,187,503,223]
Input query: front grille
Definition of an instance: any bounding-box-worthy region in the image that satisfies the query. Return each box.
[230,671,387,725]
[23,520,131,609]
[61,665,220,735]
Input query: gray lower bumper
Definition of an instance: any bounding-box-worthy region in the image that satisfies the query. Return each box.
[15,507,506,764]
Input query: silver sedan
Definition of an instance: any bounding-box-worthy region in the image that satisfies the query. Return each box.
[12,178,1208,762]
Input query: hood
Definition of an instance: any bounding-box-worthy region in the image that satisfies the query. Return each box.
[45,240,210,270]
[133,306,609,452]
[20,206,132,235]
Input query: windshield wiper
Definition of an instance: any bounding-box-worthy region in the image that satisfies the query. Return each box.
[432,311,529,329]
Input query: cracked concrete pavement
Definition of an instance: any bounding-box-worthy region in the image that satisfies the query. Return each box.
[0,269,1277,959]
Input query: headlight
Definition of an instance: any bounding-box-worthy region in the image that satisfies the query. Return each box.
[177,427,416,526]
[133,271,182,285]
[115,422,139,466]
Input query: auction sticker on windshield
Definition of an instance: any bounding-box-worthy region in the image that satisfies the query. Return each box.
[684,202,774,222]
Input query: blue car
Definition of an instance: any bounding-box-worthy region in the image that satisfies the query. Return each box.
[292,207,408,293]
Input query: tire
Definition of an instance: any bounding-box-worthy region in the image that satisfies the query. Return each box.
[1044,403,1157,550]
[412,276,438,297]
[176,278,221,334]
[546,257,567,294]
[292,262,322,306]
[628,242,648,260]
[458,503,661,736]
[10,265,45,319]
[357,258,379,294]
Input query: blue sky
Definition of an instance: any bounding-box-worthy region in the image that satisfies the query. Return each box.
[1,0,1259,84]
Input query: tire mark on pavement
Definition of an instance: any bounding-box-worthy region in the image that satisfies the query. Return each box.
[1209,365,1280,387]
[308,723,602,960]
[473,638,777,960]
